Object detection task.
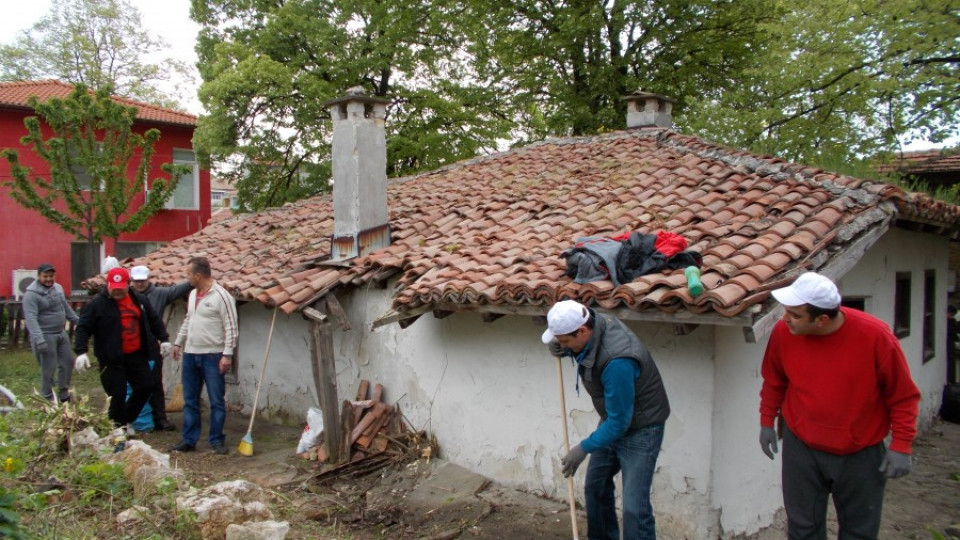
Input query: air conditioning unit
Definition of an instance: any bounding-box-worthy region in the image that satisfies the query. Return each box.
[12,269,35,300]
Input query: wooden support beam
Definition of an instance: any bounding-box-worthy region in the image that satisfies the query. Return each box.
[672,323,699,336]
[398,314,423,329]
[323,295,352,331]
[307,303,342,463]
[481,312,504,323]
[302,306,327,324]
[432,310,454,319]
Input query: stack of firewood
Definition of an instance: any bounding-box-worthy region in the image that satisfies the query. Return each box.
[339,380,399,461]
[300,380,440,485]
[299,379,428,464]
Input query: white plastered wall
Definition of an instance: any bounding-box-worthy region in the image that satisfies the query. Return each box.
[221,285,723,535]
[837,227,949,424]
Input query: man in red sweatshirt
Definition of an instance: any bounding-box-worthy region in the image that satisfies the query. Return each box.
[759,272,920,539]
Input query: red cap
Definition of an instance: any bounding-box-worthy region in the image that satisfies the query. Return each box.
[106,267,130,290]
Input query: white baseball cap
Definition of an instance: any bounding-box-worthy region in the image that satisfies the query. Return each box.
[130,265,150,280]
[541,300,590,344]
[771,272,841,309]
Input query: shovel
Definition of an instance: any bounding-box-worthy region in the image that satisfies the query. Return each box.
[556,354,581,540]
[238,308,278,456]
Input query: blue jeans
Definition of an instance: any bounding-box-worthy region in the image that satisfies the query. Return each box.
[584,424,664,540]
[182,352,226,447]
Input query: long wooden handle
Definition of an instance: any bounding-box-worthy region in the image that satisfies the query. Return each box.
[246,308,278,433]
[556,356,580,540]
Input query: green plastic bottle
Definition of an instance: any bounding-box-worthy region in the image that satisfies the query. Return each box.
[685,266,704,297]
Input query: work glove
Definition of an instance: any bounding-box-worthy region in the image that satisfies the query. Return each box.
[160,342,173,357]
[34,340,48,355]
[879,449,911,478]
[561,444,587,477]
[759,427,778,460]
[546,339,565,358]
[74,354,91,372]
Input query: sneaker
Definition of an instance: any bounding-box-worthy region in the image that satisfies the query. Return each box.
[211,443,228,455]
[170,441,195,452]
[156,419,176,432]
[125,423,137,437]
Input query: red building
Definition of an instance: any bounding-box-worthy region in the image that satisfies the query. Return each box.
[0,80,210,298]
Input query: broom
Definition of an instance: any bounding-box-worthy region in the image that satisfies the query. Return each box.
[238,308,278,456]
[555,354,581,540]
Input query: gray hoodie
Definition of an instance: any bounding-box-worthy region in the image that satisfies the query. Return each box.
[22,280,79,347]
[141,281,193,320]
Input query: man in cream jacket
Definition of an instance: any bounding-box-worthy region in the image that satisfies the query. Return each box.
[171,256,238,455]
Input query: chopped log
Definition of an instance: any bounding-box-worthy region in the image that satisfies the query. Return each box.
[353,380,370,424]
[357,408,393,448]
[349,402,389,446]
[371,383,384,403]
[355,380,370,401]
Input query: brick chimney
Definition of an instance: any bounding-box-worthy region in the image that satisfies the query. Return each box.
[623,91,675,129]
[324,87,392,260]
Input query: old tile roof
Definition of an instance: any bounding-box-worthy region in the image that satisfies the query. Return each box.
[875,148,960,175]
[107,129,960,325]
[0,80,197,127]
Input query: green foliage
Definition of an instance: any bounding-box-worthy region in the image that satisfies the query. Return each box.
[0,0,191,109]
[191,0,518,210]
[0,488,25,539]
[683,0,959,163]
[194,0,959,209]
[1,83,188,274]
[73,463,128,502]
[465,0,775,139]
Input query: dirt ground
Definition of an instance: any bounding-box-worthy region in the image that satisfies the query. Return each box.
[137,407,960,539]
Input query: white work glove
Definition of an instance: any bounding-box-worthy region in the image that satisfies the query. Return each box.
[160,342,173,357]
[74,354,91,372]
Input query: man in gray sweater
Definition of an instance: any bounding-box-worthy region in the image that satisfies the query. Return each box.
[22,263,79,402]
[130,265,192,431]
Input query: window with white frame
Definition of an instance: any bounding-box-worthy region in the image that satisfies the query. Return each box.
[168,149,198,209]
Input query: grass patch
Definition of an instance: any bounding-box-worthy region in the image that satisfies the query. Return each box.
[0,348,101,403]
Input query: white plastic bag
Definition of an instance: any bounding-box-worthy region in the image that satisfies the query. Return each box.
[296,407,324,454]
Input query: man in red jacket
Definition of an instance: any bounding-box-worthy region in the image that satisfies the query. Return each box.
[759,272,920,539]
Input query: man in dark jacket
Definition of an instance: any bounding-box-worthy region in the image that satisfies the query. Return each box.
[74,267,171,435]
[543,299,670,540]
[130,265,192,431]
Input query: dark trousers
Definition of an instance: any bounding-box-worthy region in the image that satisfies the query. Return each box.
[782,425,886,540]
[99,351,153,427]
[148,355,168,423]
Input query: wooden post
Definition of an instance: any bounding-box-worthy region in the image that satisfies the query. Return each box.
[304,304,342,463]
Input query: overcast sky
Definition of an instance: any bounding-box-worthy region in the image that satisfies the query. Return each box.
[0,0,203,114]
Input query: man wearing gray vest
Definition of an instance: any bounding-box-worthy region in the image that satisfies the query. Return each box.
[543,299,670,540]
[23,263,79,403]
